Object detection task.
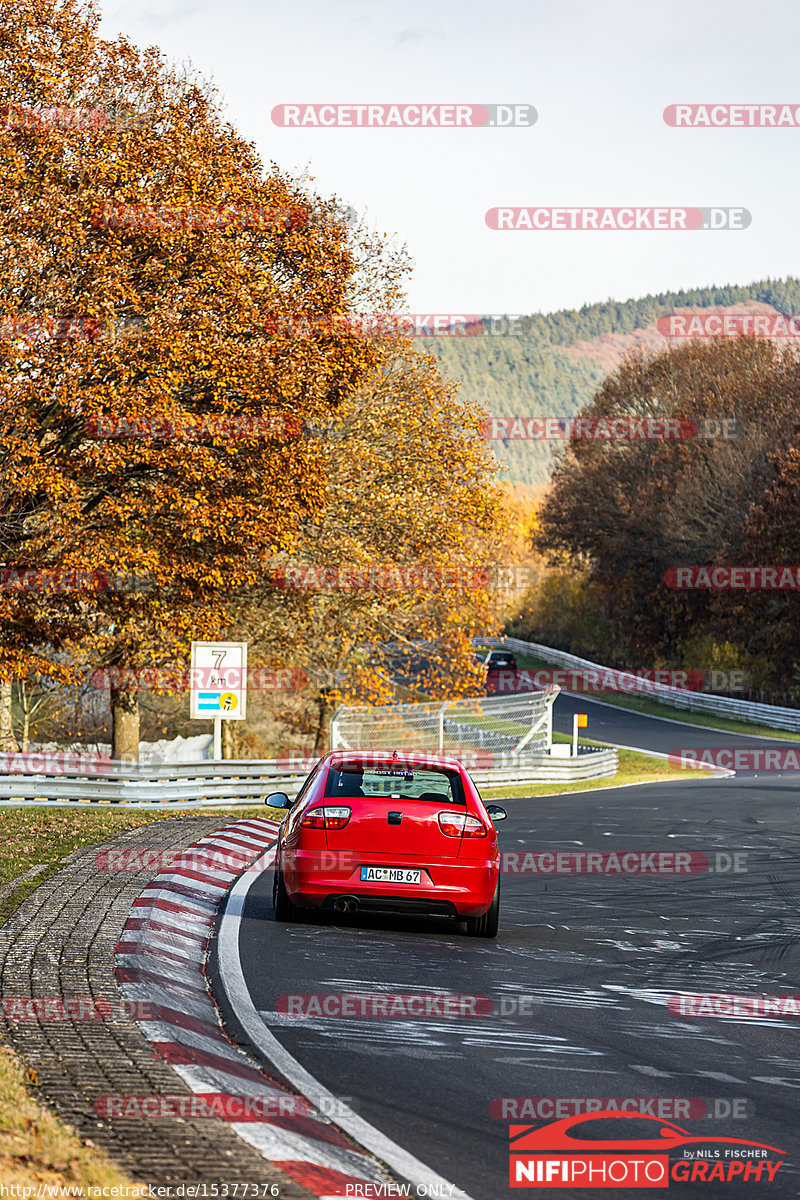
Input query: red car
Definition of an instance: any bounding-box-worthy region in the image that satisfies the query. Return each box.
[266,749,506,937]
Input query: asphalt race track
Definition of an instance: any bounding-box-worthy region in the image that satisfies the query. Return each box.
[551,690,800,759]
[223,698,800,1199]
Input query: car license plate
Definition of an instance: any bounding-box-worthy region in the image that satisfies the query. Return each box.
[360,866,421,884]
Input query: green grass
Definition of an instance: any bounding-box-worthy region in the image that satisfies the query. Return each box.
[489,648,800,743]
[0,804,280,927]
[480,744,711,799]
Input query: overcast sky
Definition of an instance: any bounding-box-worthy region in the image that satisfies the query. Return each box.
[99,0,800,316]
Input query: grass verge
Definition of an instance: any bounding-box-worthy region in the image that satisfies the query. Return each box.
[480,744,712,799]
[0,804,278,1193]
[0,805,277,929]
[0,1043,147,1193]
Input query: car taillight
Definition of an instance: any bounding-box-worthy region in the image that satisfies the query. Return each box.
[438,811,487,839]
[300,806,351,830]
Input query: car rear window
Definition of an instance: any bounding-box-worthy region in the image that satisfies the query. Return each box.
[324,765,465,804]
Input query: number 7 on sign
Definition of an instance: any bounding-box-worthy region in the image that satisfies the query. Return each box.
[209,649,226,684]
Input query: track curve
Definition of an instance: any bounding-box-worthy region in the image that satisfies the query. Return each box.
[218,700,800,1199]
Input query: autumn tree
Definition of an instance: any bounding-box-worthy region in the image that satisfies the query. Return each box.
[533,337,800,664]
[723,444,800,695]
[221,342,509,753]
[0,0,404,758]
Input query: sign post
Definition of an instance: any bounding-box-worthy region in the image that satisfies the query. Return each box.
[190,641,247,761]
[573,713,588,757]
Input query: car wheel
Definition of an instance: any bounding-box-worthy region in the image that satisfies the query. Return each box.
[465,879,500,939]
[273,870,298,922]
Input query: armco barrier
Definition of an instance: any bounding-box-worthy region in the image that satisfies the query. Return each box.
[0,748,618,806]
[0,760,300,806]
[484,636,800,732]
[471,749,617,786]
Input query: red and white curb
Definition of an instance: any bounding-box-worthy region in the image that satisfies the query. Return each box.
[115,818,397,1198]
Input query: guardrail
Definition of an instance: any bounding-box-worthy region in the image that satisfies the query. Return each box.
[0,748,618,806]
[471,749,617,787]
[484,636,800,732]
[0,760,302,807]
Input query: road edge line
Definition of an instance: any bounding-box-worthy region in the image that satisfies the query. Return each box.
[216,865,476,1200]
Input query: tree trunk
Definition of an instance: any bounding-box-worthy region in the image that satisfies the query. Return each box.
[221,719,237,759]
[111,687,139,762]
[312,688,334,754]
[0,680,19,751]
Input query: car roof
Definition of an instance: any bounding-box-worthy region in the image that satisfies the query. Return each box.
[325,749,464,771]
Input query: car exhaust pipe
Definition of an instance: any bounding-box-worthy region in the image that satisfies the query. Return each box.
[334,896,359,914]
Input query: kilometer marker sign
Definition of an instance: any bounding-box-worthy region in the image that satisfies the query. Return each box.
[189,641,247,720]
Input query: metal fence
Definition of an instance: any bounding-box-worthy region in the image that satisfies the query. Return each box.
[486,636,800,732]
[330,689,560,757]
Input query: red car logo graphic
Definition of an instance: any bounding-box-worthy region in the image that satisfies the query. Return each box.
[510,1110,785,1154]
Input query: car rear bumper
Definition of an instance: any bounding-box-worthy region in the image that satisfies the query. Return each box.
[282,848,498,916]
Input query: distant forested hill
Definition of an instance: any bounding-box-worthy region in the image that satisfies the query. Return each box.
[426,278,800,486]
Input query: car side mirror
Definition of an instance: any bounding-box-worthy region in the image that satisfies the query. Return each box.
[485,804,507,822]
[266,791,293,809]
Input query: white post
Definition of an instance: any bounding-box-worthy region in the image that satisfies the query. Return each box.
[213,716,222,761]
[572,713,578,759]
[438,703,448,752]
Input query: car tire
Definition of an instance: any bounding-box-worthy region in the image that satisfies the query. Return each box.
[273,869,299,922]
[464,879,500,939]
